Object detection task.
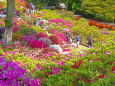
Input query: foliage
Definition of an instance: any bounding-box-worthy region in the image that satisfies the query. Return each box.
[31,25,46,34]
[81,0,115,23]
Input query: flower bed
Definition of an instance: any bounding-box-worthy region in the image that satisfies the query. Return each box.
[0,57,41,86]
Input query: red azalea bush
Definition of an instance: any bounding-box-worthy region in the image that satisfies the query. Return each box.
[54,33,67,43]
[71,60,83,69]
[29,40,47,48]
[49,35,63,45]
[98,75,104,78]
[42,47,59,54]
[35,32,48,39]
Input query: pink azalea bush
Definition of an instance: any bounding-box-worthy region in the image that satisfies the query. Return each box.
[48,18,73,28]
[49,35,63,45]
[29,40,47,48]
[35,32,48,39]
[51,30,59,34]
[54,33,67,43]
[64,21,73,28]
[13,25,21,33]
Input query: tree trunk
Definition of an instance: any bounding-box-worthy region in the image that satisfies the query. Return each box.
[2,0,15,46]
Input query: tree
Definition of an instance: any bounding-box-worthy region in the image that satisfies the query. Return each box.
[2,0,15,46]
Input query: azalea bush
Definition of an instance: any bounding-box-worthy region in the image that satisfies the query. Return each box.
[31,26,46,34]
[54,32,67,43]
[0,57,41,86]
[29,40,47,49]
[35,32,48,39]
[49,35,63,45]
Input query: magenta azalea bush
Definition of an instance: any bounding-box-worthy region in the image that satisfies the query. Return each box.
[51,30,59,34]
[23,36,37,43]
[49,35,63,45]
[54,33,67,43]
[0,57,41,86]
[29,40,47,48]
[35,32,48,39]
[49,18,73,28]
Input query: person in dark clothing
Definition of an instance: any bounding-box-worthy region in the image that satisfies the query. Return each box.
[76,34,80,47]
[0,27,3,39]
[66,30,71,43]
[3,7,6,14]
[88,34,93,47]
[17,11,20,18]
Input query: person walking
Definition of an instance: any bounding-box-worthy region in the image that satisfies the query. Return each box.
[17,11,20,18]
[66,30,71,44]
[3,7,6,15]
[0,27,3,39]
[76,34,80,47]
[36,18,41,26]
[88,34,93,47]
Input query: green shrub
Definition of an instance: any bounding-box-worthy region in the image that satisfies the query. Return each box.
[31,25,46,34]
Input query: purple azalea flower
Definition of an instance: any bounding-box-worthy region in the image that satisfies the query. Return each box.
[53,66,60,75]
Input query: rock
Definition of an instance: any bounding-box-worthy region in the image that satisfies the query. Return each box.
[49,45,63,53]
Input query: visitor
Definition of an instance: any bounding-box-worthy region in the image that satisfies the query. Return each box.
[17,11,20,18]
[23,8,26,13]
[36,18,41,26]
[3,7,6,15]
[0,27,3,39]
[76,34,80,47]
[66,30,71,43]
[88,34,93,47]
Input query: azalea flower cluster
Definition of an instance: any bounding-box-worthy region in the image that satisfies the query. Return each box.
[49,18,73,28]
[16,0,30,9]
[23,35,37,43]
[29,40,47,48]
[49,35,63,45]
[0,57,41,86]
[35,32,48,39]
[54,33,67,43]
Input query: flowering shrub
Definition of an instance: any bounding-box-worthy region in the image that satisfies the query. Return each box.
[29,40,47,48]
[13,25,21,33]
[49,35,63,45]
[51,30,59,34]
[42,47,59,54]
[38,37,52,46]
[0,57,41,86]
[54,33,67,43]
[48,18,73,28]
[23,36,37,43]
[35,32,48,39]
